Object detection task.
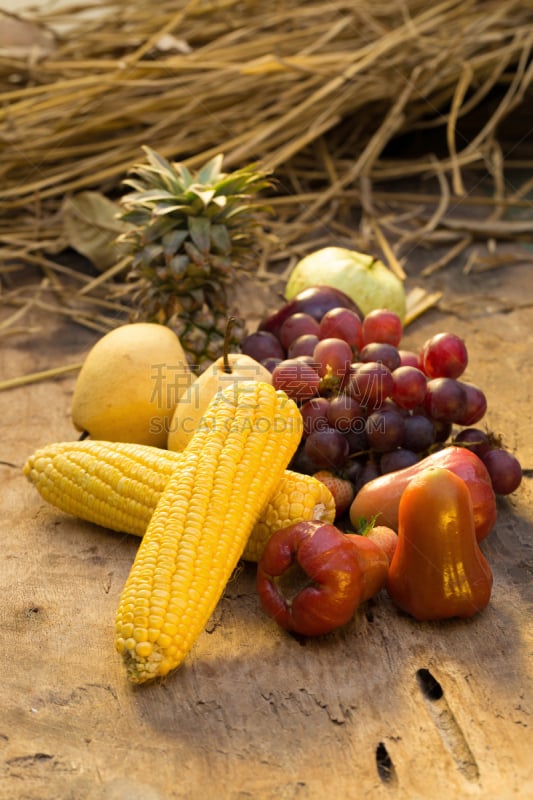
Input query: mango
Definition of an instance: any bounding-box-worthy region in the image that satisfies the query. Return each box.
[72,322,193,447]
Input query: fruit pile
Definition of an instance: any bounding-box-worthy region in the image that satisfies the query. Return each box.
[23,284,524,669]
[241,285,522,512]
[18,143,526,674]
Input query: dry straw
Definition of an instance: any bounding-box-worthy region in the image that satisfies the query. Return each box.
[1,0,532,338]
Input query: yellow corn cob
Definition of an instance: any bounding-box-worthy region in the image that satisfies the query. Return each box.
[115,381,302,683]
[23,441,335,562]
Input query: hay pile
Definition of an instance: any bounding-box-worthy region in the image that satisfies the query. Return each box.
[1,0,532,337]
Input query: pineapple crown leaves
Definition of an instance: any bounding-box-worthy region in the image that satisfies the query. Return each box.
[117,147,272,281]
[119,146,271,223]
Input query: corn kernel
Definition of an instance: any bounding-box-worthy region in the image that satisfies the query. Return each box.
[133,627,148,643]
[135,642,153,658]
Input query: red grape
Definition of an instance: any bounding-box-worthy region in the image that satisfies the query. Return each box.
[421,332,468,379]
[362,309,403,346]
[279,313,320,350]
[313,338,353,381]
[304,428,350,469]
[271,358,320,401]
[423,377,467,423]
[482,449,522,495]
[318,307,363,350]
[391,366,427,410]
[398,349,422,368]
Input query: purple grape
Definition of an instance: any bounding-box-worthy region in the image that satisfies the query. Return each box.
[380,449,420,473]
[380,398,410,416]
[399,349,421,368]
[300,397,330,436]
[342,458,364,485]
[423,377,467,423]
[295,355,320,370]
[262,356,283,373]
[326,394,365,433]
[289,444,319,475]
[434,419,453,442]
[455,382,487,426]
[355,461,381,491]
[259,286,363,337]
[287,334,320,359]
[359,342,401,372]
[452,427,491,458]
[304,428,350,469]
[344,426,370,455]
[482,449,522,495]
[365,407,406,452]
[241,330,285,362]
[346,361,395,410]
[402,414,437,453]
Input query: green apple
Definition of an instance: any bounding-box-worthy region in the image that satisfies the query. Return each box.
[285,247,406,321]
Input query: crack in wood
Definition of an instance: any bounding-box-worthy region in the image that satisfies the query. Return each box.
[416,668,480,783]
[7,753,53,765]
[375,741,398,786]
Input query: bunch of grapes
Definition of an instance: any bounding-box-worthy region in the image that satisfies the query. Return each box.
[241,286,522,499]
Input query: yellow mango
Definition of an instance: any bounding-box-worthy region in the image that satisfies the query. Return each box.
[72,322,193,447]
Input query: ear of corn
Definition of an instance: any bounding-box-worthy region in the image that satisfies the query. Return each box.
[23,440,181,538]
[243,469,335,562]
[23,441,335,562]
[114,380,302,683]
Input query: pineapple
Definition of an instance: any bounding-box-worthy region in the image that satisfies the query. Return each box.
[118,146,271,371]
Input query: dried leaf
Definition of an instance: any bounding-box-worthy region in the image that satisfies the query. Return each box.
[62,192,131,271]
[404,286,443,326]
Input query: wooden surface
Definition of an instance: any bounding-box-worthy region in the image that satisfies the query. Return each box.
[1,262,532,800]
